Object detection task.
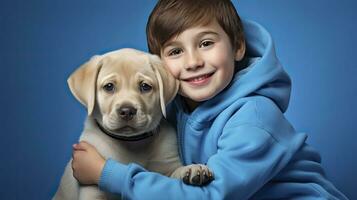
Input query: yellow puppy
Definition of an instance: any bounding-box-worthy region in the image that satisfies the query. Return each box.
[53,48,213,200]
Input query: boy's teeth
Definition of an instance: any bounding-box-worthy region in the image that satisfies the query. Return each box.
[193,76,205,81]
[189,74,209,81]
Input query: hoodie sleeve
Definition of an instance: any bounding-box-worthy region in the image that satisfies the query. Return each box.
[98,128,304,199]
[98,99,307,199]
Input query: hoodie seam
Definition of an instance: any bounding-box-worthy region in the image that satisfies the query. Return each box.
[226,122,284,148]
[225,107,290,156]
[223,99,284,147]
[223,122,293,169]
[253,98,291,150]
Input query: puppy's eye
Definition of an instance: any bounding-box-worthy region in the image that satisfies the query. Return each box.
[139,82,152,93]
[103,83,115,93]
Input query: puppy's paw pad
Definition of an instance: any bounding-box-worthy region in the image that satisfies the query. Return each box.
[182,164,214,186]
[183,170,191,184]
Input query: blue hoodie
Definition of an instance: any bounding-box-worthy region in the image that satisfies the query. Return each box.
[99,20,348,200]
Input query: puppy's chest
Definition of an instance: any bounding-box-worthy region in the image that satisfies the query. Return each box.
[109,140,159,166]
[89,133,169,167]
[81,118,181,172]
[101,134,180,176]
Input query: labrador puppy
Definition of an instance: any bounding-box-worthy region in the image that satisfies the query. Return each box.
[53,48,213,200]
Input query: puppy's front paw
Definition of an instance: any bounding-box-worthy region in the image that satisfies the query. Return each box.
[171,164,214,186]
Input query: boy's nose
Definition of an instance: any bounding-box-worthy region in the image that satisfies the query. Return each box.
[185,51,204,71]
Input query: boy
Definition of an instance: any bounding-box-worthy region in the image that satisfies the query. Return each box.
[71,0,348,199]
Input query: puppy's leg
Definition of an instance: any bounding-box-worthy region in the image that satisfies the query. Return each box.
[170,164,214,186]
[53,161,79,200]
[79,185,122,200]
[78,185,108,200]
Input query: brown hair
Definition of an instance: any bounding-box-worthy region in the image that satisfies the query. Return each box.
[146,0,245,56]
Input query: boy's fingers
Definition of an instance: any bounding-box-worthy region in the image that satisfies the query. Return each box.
[72,149,81,158]
[73,141,92,151]
[78,141,93,149]
[72,143,86,151]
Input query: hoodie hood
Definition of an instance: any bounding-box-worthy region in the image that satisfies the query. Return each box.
[174,20,291,122]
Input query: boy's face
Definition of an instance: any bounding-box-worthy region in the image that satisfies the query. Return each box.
[160,20,243,103]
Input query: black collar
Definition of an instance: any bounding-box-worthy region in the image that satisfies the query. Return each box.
[95,120,156,141]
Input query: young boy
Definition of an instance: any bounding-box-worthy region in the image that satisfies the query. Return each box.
[71,0,348,199]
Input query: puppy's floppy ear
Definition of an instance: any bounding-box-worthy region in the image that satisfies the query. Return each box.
[67,55,102,116]
[149,54,179,118]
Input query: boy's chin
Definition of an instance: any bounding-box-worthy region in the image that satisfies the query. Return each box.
[181,92,215,105]
[180,86,219,102]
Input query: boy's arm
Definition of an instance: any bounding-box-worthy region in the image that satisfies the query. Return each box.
[96,125,305,199]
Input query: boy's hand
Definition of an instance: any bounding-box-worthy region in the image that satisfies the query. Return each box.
[71,141,105,185]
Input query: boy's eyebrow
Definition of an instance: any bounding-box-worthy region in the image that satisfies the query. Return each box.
[196,31,219,38]
[163,40,181,48]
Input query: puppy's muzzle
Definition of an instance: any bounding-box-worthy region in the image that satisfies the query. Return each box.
[118,105,137,121]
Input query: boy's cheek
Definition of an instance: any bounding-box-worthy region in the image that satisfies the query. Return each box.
[165,64,180,79]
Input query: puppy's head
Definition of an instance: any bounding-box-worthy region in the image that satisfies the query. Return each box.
[67,48,178,137]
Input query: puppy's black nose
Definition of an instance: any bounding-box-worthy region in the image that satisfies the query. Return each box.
[118,106,137,121]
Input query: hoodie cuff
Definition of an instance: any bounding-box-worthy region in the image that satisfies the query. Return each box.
[99,158,129,195]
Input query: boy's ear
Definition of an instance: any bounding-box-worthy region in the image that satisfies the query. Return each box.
[67,55,103,116]
[235,41,246,61]
[148,54,179,118]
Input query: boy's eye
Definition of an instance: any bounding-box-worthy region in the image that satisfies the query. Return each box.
[199,40,214,48]
[168,48,183,56]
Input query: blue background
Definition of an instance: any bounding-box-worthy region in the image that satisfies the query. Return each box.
[1,0,356,199]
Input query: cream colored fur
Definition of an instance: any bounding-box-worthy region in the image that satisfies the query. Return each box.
[53,49,211,200]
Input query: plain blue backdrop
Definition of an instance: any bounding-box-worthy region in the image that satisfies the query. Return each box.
[1,0,356,199]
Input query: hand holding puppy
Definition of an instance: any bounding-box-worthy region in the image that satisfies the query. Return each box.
[72,141,105,185]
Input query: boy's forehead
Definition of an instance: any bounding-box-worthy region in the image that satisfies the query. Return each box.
[163,20,224,46]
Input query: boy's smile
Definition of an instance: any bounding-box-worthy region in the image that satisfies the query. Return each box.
[182,71,215,87]
[161,20,244,110]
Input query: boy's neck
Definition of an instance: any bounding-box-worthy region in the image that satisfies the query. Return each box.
[183,97,200,113]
